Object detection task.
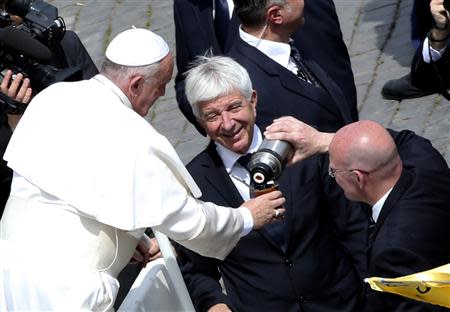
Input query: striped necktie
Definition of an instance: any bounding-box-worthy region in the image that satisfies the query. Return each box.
[290,43,322,88]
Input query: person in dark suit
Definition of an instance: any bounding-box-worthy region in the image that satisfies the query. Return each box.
[176,55,367,312]
[328,120,450,311]
[266,118,450,311]
[381,0,448,101]
[227,0,355,134]
[411,0,449,99]
[174,0,240,134]
[174,0,357,135]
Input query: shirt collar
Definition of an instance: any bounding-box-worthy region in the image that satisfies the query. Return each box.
[372,187,393,222]
[215,124,263,173]
[239,27,291,69]
[94,74,133,109]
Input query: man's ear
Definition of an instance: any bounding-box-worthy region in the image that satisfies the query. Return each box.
[250,90,257,111]
[353,170,366,189]
[128,75,144,99]
[267,5,283,25]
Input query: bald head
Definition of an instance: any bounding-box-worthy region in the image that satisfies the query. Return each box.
[329,120,403,205]
[330,120,400,174]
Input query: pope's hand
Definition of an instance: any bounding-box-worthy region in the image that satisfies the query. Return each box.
[131,235,163,266]
[242,190,285,229]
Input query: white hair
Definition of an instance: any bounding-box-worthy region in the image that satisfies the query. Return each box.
[100,58,161,85]
[185,55,253,117]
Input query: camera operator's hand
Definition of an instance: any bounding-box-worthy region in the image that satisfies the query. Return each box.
[431,0,450,30]
[430,0,450,50]
[1,70,32,104]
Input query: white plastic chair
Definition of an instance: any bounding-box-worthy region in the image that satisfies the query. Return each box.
[118,231,195,312]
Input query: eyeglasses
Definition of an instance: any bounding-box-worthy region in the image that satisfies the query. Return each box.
[328,167,353,178]
[328,166,372,178]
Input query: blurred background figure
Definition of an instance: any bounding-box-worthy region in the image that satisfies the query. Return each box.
[381,0,445,100]
[411,0,450,100]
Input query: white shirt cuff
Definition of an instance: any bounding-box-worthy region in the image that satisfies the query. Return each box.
[422,37,447,63]
[237,207,253,237]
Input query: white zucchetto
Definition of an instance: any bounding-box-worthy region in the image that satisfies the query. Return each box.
[105,28,170,66]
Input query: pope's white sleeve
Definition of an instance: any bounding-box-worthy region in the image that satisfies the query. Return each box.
[152,196,247,260]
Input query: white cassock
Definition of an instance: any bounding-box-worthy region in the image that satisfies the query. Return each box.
[0,75,250,311]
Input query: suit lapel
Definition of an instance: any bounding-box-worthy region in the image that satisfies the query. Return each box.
[223,11,240,52]
[368,168,413,260]
[372,168,413,240]
[203,142,244,207]
[234,39,345,122]
[305,59,352,124]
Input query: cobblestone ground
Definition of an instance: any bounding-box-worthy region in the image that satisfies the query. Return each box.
[53,0,449,165]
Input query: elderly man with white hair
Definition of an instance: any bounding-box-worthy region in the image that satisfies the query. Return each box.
[0,28,284,311]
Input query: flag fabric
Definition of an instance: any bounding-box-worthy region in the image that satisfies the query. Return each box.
[365,263,450,308]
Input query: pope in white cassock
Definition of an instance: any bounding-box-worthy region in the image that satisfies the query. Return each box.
[0,28,284,311]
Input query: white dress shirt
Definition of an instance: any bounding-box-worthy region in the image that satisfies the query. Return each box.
[371,187,393,222]
[422,37,448,63]
[215,125,263,201]
[239,28,299,75]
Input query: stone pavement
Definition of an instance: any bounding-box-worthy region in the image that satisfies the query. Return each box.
[53,0,449,165]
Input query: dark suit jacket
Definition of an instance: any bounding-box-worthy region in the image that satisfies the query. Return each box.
[293,0,357,120]
[363,129,450,311]
[389,128,450,173]
[228,37,354,133]
[177,142,368,312]
[365,166,450,312]
[411,40,450,92]
[174,0,357,134]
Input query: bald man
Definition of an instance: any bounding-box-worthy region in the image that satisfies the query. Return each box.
[328,121,403,207]
[266,118,450,311]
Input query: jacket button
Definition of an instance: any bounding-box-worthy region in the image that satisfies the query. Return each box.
[298,296,304,302]
[284,258,292,266]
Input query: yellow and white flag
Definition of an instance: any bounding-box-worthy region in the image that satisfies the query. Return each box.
[365,263,450,308]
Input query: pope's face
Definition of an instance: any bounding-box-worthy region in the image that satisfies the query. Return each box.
[198,90,257,154]
[132,54,174,116]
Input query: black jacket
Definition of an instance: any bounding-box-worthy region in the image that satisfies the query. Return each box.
[177,142,367,312]
[365,166,450,311]
[174,0,358,134]
[227,37,354,133]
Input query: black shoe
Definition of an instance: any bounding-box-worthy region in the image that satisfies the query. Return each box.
[381,74,437,100]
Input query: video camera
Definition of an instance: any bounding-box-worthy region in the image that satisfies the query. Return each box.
[0,0,81,114]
